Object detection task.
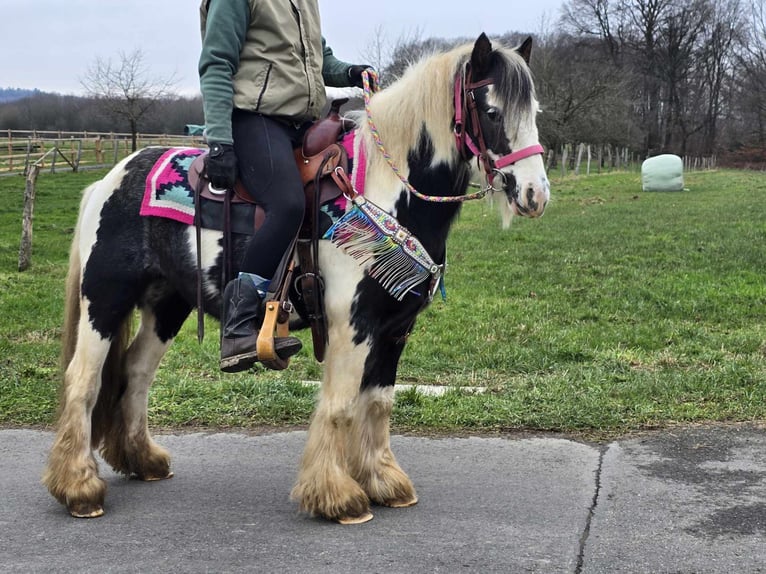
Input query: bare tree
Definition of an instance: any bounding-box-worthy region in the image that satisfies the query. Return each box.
[379,29,462,84]
[359,25,392,79]
[561,0,624,62]
[533,32,631,154]
[654,0,710,152]
[697,0,743,154]
[736,0,766,145]
[81,49,176,151]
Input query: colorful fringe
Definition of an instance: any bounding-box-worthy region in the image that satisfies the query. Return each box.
[323,195,442,301]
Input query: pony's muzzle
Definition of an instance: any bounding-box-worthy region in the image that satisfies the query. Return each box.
[509,176,549,218]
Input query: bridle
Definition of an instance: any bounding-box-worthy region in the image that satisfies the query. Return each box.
[361,66,543,203]
[453,62,544,192]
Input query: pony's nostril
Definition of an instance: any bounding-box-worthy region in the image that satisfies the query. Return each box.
[525,187,539,211]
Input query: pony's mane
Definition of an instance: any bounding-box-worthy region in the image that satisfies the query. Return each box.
[352,41,537,187]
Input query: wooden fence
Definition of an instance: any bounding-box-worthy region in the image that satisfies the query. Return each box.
[2,130,720,179]
[1,129,204,176]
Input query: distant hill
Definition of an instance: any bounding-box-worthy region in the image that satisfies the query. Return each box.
[0,88,41,103]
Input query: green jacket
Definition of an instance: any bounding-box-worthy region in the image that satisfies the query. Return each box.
[199,0,354,144]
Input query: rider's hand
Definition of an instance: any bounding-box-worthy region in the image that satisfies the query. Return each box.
[205,142,238,189]
[347,65,373,88]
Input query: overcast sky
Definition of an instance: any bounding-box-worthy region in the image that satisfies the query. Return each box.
[1,0,565,95]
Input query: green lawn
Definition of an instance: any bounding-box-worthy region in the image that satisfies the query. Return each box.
[1,168,764,436]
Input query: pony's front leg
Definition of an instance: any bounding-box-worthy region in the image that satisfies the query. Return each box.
[290,328,372,524]
[43,322,111,518]
[348,385,417,509]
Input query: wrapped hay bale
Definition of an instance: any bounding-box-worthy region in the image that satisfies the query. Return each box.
[641,154,684,192]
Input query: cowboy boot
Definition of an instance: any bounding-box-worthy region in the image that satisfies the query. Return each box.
[220,273,302,373]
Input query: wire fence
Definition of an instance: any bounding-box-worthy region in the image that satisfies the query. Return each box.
[547,143,717,177]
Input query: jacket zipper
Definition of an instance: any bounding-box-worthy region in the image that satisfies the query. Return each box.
[255,63,273,111]
[291,1,313,115]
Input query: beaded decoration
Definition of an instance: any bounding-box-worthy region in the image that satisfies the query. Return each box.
[323,195,442,301]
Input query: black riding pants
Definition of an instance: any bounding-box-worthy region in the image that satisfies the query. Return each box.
[232,109,306,279]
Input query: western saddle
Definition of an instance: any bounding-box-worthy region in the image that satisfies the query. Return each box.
[190,99,354,370]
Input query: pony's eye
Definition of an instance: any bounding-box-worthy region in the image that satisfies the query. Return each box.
[486,107,501,122]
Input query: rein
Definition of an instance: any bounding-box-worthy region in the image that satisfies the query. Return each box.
[361,67,543,202]
[361,70,486,203]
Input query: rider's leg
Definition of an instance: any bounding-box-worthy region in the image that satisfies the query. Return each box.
[219,111,306,372]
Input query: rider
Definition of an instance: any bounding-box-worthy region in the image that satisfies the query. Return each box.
[198,0,368,372]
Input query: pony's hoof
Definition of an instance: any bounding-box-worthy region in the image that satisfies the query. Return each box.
[382,495,418,508]
[68,502,104,519]
[337,511,374,525]
[136,471,174,482]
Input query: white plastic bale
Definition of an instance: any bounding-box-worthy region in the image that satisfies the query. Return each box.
[641,154,684,192]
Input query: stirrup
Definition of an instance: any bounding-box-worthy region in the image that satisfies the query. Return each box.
[257,299,301,370]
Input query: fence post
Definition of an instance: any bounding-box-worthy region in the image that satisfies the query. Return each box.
[574,143,585,175]
[24,139,32,176]
[75,139,83,172]
[7,129,13,173]
[18,164,40,271]
[560,145,569,177]
[95,136,103,165]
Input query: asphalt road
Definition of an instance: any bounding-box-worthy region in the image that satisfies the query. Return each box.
[2,424,764,573]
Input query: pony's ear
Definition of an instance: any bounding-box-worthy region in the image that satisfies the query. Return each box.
[517,36,533,64]
[470,33,493,76]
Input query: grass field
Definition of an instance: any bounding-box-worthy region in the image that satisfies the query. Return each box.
[1,167,764,437]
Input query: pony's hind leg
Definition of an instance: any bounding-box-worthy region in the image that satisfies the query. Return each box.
[99,292,191,480]
[43,319,114,518]
[348,386,418,509]
[43,186,120,518]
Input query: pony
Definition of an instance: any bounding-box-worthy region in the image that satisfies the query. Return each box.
[43,33,549,524]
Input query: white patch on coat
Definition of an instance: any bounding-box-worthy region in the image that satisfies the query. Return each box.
[184,226,224,298]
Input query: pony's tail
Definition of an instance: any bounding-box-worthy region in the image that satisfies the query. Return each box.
[60,183,95,375]
[59,182,133,448]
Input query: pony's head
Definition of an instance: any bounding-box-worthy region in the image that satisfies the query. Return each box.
[457,34,549,223]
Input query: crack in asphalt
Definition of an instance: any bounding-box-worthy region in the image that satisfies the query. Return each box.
[575,444,607,574]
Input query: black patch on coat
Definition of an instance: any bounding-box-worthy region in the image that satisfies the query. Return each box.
[80,148,243,341]
[351,126,470,390]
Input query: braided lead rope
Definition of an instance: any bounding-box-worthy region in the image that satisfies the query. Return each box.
[361,69,489,203]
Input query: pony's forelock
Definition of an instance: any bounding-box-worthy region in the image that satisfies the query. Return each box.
[491,47,537,128]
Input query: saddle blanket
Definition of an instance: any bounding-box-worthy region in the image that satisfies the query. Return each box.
[139,135,366,231]
[140,147,205,225]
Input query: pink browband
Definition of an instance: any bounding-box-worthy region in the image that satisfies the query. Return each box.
[453,66,544,180]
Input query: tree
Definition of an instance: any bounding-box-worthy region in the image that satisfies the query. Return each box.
[530,28,632,155]
[81,49,177,151]
[736,0,766,146]
[696,0,742,154]
[359,25,394,82]
[561,0,624,63]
